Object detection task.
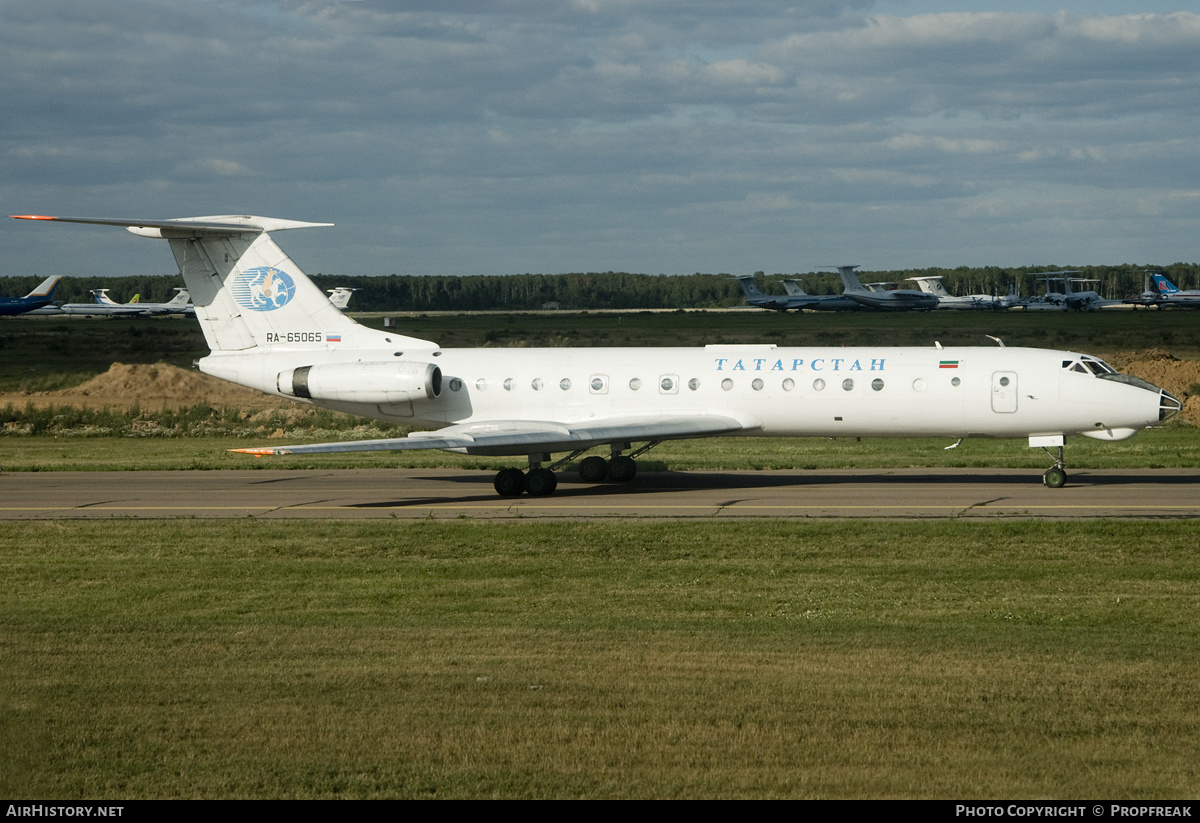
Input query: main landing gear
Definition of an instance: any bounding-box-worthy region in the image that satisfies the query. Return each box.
[491,442,659,497]
[1041,445,1068,489]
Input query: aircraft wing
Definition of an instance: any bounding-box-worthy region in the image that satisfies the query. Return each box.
[233,413,751,458]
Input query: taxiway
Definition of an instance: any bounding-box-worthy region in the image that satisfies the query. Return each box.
[2,468,1199,520]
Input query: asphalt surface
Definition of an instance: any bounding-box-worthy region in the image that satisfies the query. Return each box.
[3,468,1199,519]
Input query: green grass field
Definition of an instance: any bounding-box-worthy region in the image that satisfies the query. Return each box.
[3,520,1198,799]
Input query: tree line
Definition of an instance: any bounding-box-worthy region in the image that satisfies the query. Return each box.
[3,264,1198,312]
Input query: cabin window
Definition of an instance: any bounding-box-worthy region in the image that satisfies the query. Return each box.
[951,377,961,387]
[721,378,734,391]
[782,378,795,391]
[912,379,927,392]
[629,378,642,391]
[751,378,764,391]
[871,379,884,392]
[842,379,854,391]
[560,378,572,391]
[998,376,1010,387]
[659,375,678,394]
[813,378,826,391]
[503,378,514,392]
[449,378,463,392]
[531,378,543,391]
[475,378,487,391]
[590,376,607,393]
[688,378,700,391]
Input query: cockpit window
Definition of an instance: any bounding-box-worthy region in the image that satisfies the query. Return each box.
[1081,356,1117,374]
[1064,358,1118,376]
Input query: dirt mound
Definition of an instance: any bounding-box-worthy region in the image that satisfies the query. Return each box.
[0,362,292,410]
[1110,350,1200,427]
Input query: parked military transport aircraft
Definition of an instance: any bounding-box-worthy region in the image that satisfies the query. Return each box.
[14,214,1181,493]
[779,278,861,311]
[736,275,857,312]
[828,265,940,311]
[0,275,61,316]
[1027,272,1118,311]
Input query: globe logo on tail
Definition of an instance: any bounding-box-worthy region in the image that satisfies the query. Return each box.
[232,267,297,312]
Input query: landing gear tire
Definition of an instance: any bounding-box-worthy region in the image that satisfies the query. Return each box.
[1043,466,1067,489]
[525,468,558,497]
[494,468,526,497]
[608,455,637,483]
[579,456,609,483]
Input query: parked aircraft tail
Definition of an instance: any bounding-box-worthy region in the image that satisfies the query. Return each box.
[1151,274,1180,295]
[326,287,357,310]
[735,275,768,299]
[780,279,809,297]
[828,265,864,291]
[20,275,61,299]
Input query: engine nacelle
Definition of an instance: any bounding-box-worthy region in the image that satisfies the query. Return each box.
[277,361,442,403]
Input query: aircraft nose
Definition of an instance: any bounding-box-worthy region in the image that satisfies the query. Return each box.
[1159,389,1183,422]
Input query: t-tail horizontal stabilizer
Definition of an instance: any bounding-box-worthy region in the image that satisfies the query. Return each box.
[11,214,437,354]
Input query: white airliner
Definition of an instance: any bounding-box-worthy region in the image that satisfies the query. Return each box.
[13,214,1181,493]
[62,287,194,316]
[1144,273,1200,308]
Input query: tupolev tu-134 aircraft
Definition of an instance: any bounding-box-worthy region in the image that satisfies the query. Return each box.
[13,214,1182,494]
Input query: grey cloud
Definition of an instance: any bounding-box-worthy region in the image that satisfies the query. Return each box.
[2,1,1198,277]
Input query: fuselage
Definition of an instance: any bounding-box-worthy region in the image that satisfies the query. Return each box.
[199,344,1173,449]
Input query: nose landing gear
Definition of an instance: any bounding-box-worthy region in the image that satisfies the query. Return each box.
[1041,445,1068,488]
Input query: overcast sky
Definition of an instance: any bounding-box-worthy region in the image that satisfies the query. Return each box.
[3,0,1198,279]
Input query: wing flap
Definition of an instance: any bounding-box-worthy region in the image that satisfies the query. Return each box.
[232,414,750,458]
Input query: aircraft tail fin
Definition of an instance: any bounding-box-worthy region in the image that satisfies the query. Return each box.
[91,289,119,306]
[781,279,809,297]
[12,215,435,353]
[831,265,863,291]
[735,275,766,298]
[1151,274,1180,295]
[327,287,355,310]
[907,276,950,297]
[24,275,60,299]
